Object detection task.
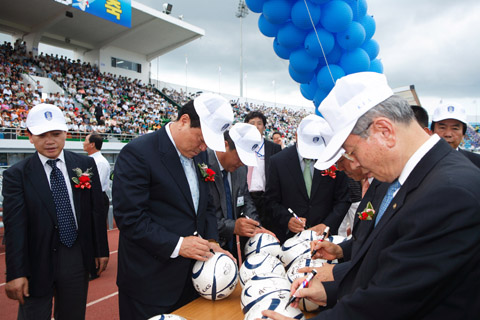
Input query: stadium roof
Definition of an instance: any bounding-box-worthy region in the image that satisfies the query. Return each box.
[0,0,204,61]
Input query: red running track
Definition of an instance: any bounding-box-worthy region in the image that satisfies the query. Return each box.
[0,228,121,320]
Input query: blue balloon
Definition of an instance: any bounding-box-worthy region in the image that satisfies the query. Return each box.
[300,75,318,100]
[362,38,379,60]
[288,64,315,84]
[359,14,376,40]
[277,22,308,48]
[316,64,345,91]
[258,14,282,37]
[263,0,292,25]
[336,21,366,51]
[320,1,353,33]
[304,28,335,58]
[343,0,368,20]
[291,0,322,30]
[246,0,267,13]
[369,59,384,73]
[290,49,319,73]
[313,88,329,108]
[317,42,343,66]
[340,48,370,74]
[273,37,296,60]
[310,0,330,4]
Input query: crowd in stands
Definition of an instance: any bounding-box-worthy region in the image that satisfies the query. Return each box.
[0,39,307,144]
[0,39,478,148]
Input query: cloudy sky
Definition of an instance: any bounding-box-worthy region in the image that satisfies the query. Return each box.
[139,0,480,119]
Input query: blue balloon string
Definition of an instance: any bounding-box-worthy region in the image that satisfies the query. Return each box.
[303,0,335,86]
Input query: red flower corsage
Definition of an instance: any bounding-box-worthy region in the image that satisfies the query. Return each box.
[358,201,375,220]
[321,165,338,179]
[198,163,215,182]
[72,167,93,189]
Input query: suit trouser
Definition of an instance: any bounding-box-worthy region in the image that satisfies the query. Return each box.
[17,241,89,320]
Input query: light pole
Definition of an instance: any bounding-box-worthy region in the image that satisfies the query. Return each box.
[236,0,248,97]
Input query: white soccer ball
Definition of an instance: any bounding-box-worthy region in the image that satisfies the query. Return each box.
[327,235,348,244]
[239,252,286,288]
[286,257,325,283]
[147,315,186,320]
[192,252,238,300]
[243,297,305,320]
[244,233,281,259]
[240,273,291,313]
[278,237,312,270]
[292,230,319,242]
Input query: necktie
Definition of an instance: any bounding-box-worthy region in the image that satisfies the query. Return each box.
[375,180,401,227]
[303,159,312,198]
[179,155,199,213]
[222,170,234,250]
[47,159,78,247]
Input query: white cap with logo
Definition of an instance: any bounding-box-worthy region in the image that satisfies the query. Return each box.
[194,93,234,152]
[26,103,68,135]
[316,72,394,165]
[228,123,261,166]
[432,102,467,125]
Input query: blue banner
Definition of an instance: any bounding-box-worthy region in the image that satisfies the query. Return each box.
[72,0,131,28]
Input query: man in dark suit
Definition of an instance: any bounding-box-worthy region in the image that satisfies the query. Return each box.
[430,102,480,168]
[113,93,234,319]
[244,111,282,230]
[265,115,351,243]
[263,72,480,319]
[207,123,275,261]
[2,104,109,320]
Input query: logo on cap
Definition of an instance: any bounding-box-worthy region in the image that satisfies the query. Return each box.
[44,111,53,121]
[251,144,258,151]
[447,106,455,113]
[221,123,230,132]
[312,137,320,143]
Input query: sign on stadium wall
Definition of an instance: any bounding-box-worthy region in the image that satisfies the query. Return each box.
[55,0,132,28]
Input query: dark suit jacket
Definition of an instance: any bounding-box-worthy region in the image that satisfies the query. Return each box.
[113,128,218,307]
[207,149,259,248]
[459,148,480,168]
[2,151,108,297]
[265,145,351,243]
[264,139,281,186]
[313,139,480,319]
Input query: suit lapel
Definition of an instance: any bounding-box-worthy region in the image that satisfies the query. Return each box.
[64,151,82,222]
[25,153,58,225]
[157,128,196,214]
[207,149,228,219]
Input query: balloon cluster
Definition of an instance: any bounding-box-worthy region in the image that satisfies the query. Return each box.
[246,0,382,108]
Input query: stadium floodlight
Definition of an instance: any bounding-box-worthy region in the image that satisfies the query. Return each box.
[163,3,173,15]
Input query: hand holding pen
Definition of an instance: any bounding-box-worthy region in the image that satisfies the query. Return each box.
[286,270,317,309]
[311,226,330,257]
[288,208,307,231]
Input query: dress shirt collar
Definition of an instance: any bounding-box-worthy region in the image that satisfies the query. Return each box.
[165,122,182,158]
[38,150,66,166]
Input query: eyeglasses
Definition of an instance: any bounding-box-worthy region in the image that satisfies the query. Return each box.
[342,150,355,162]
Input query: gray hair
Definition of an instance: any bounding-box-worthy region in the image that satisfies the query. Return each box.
[352,95,415,138]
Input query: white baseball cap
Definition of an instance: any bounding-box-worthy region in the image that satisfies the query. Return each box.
[26,103,68,135]
[194,93,234,152]
[432,102,467,125]
[229,123,262,166]
[316,72,394,164]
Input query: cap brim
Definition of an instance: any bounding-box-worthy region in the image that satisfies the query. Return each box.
[28,124,68,135]
[314,149,343,170]
[316,121,356,164]
[200,117,226,152]
[236,147,257,166]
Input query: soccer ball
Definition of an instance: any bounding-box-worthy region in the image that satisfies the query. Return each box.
[240,273,291,313]
[286,257,324,283]
[243,297,305,320]
[239,252,286,287]
[147,315,186,320]
[244,233,281,259]
[278,237,312,270]
[192,252,238,300]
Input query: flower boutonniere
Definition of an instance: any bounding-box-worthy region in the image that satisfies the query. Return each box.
[358,201,375,220]
[321,165,338,179]
[198,163,215,182]
[72,167,93,189]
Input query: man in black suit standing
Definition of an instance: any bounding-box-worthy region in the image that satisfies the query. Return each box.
[2,104,109,320]
[207,123,275,261]
[244,111,282,230]
[265,114,351,243]
[263,72,480,319]
[430,102,480,168]
[113,93,234,319]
